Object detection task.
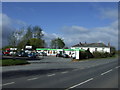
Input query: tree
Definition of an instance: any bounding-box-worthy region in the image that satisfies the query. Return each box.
[33,26,44,39]
[29,38,45,49]
[17,40,28,49]
[23,26,32,41]
[50,37,65,49]
[8,31,17,47]
[8,25,46,50]
[2,45,13,51]
[8,27,25,48]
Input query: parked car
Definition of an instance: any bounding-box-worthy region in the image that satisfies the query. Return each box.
[62,54,69,58]
[17,51,28,57]
[36,52,44,59]
[41,52,47,56]
[28,52,36,58]
[56,53,63,57]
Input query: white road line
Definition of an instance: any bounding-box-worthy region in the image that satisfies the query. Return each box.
[66,78,93,90]
[47,74,55,77]
[2,82,15,86]
[61,71,68,74]
[115,66,120,69]
[27,77,38,81]
[101,69,113,75]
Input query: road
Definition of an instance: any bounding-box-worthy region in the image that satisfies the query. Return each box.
[1,56,119,89]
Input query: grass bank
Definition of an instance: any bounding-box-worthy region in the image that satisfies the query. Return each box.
[0,59,30,66]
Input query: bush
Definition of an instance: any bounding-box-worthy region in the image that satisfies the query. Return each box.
[79,51,87,59]
[85,48,94,58]
[92,51,113,58]
[79,50,93,59]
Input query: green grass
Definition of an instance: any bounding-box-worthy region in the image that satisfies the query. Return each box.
[0,59,30,66]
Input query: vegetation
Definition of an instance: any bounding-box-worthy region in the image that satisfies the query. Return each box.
[92,51,116,58]
[6,25,45,50]
[73,48,116,61]
[50,37,65,49]
[2,45,14,51]
[110,46,116,55]
[0,59,30,66]
[79,49,93,59]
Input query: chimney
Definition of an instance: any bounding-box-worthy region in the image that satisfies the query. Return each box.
[79,42,82,45]
[108,42,110,47]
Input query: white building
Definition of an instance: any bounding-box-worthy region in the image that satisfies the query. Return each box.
[71,42,111,53]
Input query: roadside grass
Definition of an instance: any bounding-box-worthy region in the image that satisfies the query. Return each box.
[0,59,30,66]
[72,54,118,62]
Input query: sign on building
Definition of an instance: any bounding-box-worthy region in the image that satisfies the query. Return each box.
[25,46,32,49]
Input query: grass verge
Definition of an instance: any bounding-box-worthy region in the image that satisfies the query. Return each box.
[0,59,30,66]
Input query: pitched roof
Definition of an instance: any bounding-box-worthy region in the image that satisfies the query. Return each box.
[72,43,109,47]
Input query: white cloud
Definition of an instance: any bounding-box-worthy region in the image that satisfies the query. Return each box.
[1,7,118,49]
[43,19,118,49]
[100,8,118,20]
[1,13,27,46]
[43,31,61,47]
[2,13,14,46]
[62,26,88,34]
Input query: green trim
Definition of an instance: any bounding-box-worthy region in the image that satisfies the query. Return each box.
[36,48,48,50]
[63,49,74,51]
[36,48,85,51]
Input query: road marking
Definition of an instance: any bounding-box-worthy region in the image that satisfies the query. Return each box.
[115,66,120,69]
[101,69,112,75]
[47,74,55,77]
[66,78,93,90]
[2,82,15,86]
[27,77,38,81]
[61,71,68,74]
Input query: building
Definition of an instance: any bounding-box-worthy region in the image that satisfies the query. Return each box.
[71,42,111,53]
[36,48,85,57]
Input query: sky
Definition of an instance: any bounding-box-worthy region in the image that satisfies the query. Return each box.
[2,2,118,49]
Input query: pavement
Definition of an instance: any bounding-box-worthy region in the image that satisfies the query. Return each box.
[1,56,119,89]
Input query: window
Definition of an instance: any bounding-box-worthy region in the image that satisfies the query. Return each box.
[53,51,56,54]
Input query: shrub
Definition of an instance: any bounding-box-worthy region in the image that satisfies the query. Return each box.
[92,51,102,58]
[85,48,94,58]
[92,51,113,58]
[79,51,87,59]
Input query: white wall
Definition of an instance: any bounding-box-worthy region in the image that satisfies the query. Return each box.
[71,47,110,53]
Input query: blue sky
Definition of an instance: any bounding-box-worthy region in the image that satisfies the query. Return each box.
[2,2,118,48]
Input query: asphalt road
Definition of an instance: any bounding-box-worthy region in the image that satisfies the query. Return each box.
[1,56,119,89]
